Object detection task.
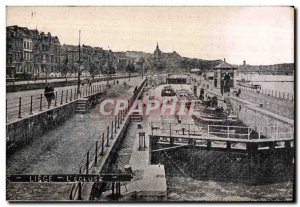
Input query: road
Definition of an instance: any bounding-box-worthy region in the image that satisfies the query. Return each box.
[6,74,137,85]
[6,76,140,123]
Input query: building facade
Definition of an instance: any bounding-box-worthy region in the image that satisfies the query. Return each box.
[6,26,62,78]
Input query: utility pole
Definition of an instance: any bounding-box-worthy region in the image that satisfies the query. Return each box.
[77,30,81,94]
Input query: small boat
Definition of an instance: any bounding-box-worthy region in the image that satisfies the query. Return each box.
[175,89,199,109]
[237,79,261,89]
[192,106,237,125]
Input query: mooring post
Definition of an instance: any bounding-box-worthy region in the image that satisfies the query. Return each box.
[138,132,145,151]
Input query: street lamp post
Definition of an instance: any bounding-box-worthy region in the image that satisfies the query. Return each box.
[42,60,47,83]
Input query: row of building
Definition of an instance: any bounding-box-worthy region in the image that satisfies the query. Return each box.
[6,25,117,79]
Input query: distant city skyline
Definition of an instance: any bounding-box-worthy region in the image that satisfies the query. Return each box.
[7,6,294,65]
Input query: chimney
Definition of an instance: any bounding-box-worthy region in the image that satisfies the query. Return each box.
[243,60,246,66]
[224,58,226,62]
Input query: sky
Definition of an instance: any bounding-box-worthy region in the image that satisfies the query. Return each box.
[6,6,294,65]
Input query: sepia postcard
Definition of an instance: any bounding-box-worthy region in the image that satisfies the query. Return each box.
[5,6,295,202]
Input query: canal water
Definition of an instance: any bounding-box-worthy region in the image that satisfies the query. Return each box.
[151,146,294,201]
[236,73,294,94]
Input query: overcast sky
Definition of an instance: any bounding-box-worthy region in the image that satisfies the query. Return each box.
[6,6,294,65]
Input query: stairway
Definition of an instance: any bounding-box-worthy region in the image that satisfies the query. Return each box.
[130,112,143,122]
[76,98,89,113]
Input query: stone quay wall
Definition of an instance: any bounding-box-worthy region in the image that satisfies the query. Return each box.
[227,96,294,139]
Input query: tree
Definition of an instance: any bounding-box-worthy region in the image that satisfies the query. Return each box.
[126,61,135,73]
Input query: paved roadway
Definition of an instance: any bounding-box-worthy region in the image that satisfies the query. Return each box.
[6,74,132,85]
[6,76,139,123]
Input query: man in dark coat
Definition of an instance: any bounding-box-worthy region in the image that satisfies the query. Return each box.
[44,83,55,108]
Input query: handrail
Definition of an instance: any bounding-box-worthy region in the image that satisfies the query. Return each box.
[69,78,147,200]
[149,121,294,142]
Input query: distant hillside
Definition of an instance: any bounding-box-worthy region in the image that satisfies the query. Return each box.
[180,58,223,71]
[125,51,151,60]
[238,63,294,75]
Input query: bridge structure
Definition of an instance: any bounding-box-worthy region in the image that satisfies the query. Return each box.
[148,121,294,183]
[148,122,294,152]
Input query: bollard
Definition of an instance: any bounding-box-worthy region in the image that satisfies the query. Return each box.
[94,141,98,166]
[86,151,89,174]
[70,89,73,101]
[65,89,68,103]
[18,97,22,118]
[39,94,43,111]
[138,132,146,151]
[101,133,104,155]
[29,96,33,115]
[54,91,58,106]
[61,91,64,105]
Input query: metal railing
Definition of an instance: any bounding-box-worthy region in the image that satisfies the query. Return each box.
[150,122,252,140]
[6,83,107,123]
[149,122,294,141]
[238,86,294,101]
[69,78,147,200]
[239,92,294,119]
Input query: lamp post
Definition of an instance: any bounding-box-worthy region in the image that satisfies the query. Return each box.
[41,59,47,83]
